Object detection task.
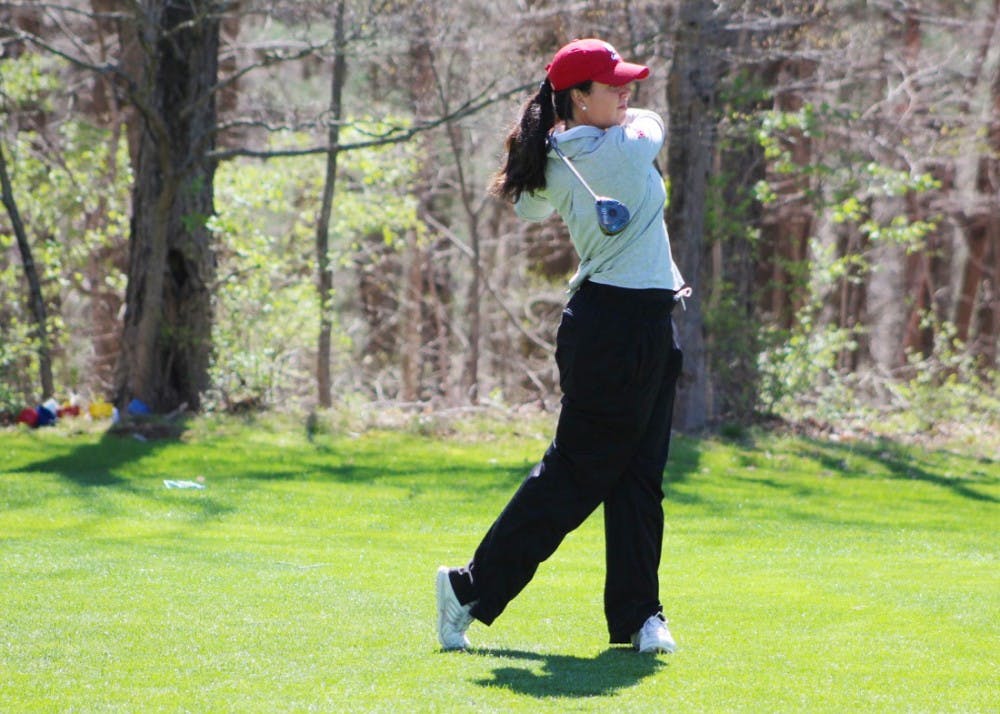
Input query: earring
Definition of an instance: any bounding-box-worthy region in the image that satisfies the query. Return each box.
[581,105,587,111]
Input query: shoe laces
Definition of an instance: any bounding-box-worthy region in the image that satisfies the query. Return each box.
[643,615,668,636]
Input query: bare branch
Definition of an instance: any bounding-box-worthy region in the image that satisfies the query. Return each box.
[205,37,334,109]
[0,1,131,22]
[209,81,534,162]
[423,213,555,354]
[2,27,121,78]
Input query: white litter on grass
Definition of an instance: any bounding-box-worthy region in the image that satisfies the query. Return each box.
[163,480,205,490]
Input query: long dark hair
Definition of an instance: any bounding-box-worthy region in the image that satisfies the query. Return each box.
[490,78,592,203]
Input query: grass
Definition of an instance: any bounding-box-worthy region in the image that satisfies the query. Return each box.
[1,414,997,713]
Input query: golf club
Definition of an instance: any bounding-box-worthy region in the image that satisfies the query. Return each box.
[548,134,631,236]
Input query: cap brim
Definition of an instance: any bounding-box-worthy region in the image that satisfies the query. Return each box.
[595,61,650,86]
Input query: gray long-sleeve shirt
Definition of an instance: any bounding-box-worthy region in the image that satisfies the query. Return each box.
[515,109,685,292]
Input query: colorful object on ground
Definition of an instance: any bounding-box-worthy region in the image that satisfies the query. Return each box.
[36,404,57,427]
[127,398,151,416]
[17,407,39,428]
[12,396,117,426]
[89,399,113,419]
[16,404,56,428]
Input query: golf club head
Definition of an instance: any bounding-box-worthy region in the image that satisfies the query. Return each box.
[595,198,630,235]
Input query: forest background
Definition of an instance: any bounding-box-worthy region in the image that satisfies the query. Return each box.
[1,0,997,444]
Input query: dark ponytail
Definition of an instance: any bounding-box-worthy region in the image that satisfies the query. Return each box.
[490,78,592,203]
[490,79,556,203]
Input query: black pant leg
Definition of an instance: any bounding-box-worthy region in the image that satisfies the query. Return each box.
[603,318,683,642]
[466,442,604,625]
[463,283,679,628]
[465,286,635,624]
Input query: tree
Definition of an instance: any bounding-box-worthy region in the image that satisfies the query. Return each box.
[953,0,1000,371]
[2,1,226,412]
[666,0,729,431]
[115,0,223,412]
[204,1,528,408]
[0,138,54,398]
[314,0,347,409]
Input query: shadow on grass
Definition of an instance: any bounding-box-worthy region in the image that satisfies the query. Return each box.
[467,647,665,698]
[9,432,167,487]
[7,423,708,504]
[231,430,706,498]
[7,430,242,523]
[661,434,709,506]
[798,437,998,503]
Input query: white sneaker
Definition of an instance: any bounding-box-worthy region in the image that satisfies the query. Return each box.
[631,614,676,654]
[436,566,475,650]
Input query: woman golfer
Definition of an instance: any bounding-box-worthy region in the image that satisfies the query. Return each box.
[437,38,685,654]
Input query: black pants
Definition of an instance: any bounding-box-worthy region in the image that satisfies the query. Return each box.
[452,280,683,643]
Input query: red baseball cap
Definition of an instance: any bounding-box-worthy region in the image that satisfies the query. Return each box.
[546,39,649,92]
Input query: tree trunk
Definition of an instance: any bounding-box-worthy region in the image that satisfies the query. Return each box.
[867,198,909,371]
[315,0,347,409]
[0,140,55,399]
[713,111,765,423]
[87,0,132,396]
[983,8,1000,370]
[464,211,482,404]
[972,229,998,370]
[400,228,422,401]
[115,1,220,413]
[759,56,816,329]
[951,0,999,370]
[963,1,1000,370]
[400,25,436,403]
[433,51,482,404]
[402,13,455,403]
[667,0,727,431]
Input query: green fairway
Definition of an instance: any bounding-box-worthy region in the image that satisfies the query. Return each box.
[1,417,997,713]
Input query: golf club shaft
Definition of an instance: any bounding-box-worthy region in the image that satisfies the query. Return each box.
[548,136,600,202]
